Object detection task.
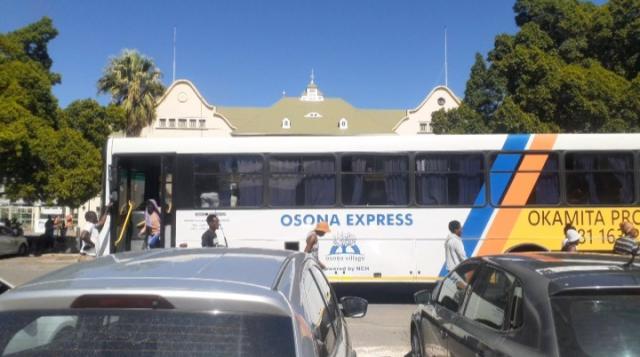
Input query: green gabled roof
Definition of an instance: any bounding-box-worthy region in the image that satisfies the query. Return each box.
[218,97,406,136]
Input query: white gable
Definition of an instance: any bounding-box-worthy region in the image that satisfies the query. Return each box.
[140,80,235,137]
[394,86,461,135]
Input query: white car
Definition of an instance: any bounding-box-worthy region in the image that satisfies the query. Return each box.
[0,225,28,257]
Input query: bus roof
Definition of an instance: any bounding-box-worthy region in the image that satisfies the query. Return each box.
[107,133,640,155]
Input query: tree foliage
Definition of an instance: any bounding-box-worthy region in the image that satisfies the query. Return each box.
[97,50,165,137]
[0,18,103,207]
[61,99,125,149]
[437,0,640,134]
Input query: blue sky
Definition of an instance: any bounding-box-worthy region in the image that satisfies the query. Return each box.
[1,0,523,109]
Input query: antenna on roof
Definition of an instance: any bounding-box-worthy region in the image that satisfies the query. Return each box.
[444,26,448,88]
[310,68,315,84]
[172,27,177,83]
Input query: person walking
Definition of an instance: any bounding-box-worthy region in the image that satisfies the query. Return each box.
[445,220,467,272]
[43,215,55,252]
[561,224,581,252]
[305,221,330,269]
[201,214,221,247]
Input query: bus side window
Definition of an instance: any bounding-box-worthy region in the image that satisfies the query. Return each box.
[193,156,264,208]
[341,155,409,206]
[565,152,634,205]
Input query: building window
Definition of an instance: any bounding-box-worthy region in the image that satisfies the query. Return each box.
[282,118,291,129]
[178,119,187,128]
[419,122,428,132]
[437,97,446,106]
[304,112,322,119]
[339,118,348,130]
[189,119,197,128]
[159,119,166,128]
[169,119,176,128]
[199,119,206,128]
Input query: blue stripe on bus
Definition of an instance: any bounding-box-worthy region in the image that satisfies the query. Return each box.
[438,134,530,277]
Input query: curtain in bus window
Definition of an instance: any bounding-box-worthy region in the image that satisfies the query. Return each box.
[383,158,408,205]
[416,157,448,205]
[528,155,560,205]
[236,158,264,206]
[608,156,634,203]
[269,158,299,207]
[347,158,367,205]
[457,157,483,205]
[270,174,299,206]
[303,159,335,206]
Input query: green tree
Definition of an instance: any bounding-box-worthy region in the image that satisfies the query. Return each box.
[463,53,505,119]
[431,104,488,134]
[438,0,640,134]
[61,99,125,149]
[0,18,102,207]
[97,50,165,136]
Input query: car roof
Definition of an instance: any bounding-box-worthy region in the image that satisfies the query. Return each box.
[477,252,640,295]
[0,248,303,315]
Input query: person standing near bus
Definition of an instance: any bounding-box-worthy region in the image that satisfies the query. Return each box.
[80,205,110,255]
[201,214,220,247]
[619,220,635,238]
[141,199,162,249]
[305,221,330,269]
[561,225,581,252]
[445,220,467,271]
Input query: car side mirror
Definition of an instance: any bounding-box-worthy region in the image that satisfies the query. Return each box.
[340,296,368,318]
[413,289,432,305]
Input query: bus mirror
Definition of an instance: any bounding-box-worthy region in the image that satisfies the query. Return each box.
[110,191,118,203]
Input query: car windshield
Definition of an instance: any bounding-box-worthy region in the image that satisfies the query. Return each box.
[552,293,640,357]
[0,310,295,357]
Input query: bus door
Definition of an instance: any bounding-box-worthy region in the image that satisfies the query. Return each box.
[109,154,175,253]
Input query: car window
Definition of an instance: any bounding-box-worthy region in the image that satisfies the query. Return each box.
[508,282,524,330]
[0,310,295,356]
[552,294,640,356]
[463,265,515,330]
[301,268,337,356]
[309,266,341,331]
[0,227,11,236]
[436,262,479,313]
[276,260,294,297]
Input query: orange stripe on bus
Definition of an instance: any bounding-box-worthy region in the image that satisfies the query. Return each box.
[478,134,558,255]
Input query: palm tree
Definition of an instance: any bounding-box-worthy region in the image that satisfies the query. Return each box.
[98,49,165,136]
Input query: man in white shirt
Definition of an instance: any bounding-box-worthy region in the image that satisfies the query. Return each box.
[79,204,110,255]
[445,220,467,271]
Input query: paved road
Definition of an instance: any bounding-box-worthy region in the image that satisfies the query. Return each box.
[0,254,414,357]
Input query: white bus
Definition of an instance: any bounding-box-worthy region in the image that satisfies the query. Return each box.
[101,134,640,283]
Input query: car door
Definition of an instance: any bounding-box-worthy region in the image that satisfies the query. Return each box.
[0,226,15,255]
[447,264,516,357]
[420,262,480,357]
[309,265,352,357]
[300,263,339,357]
